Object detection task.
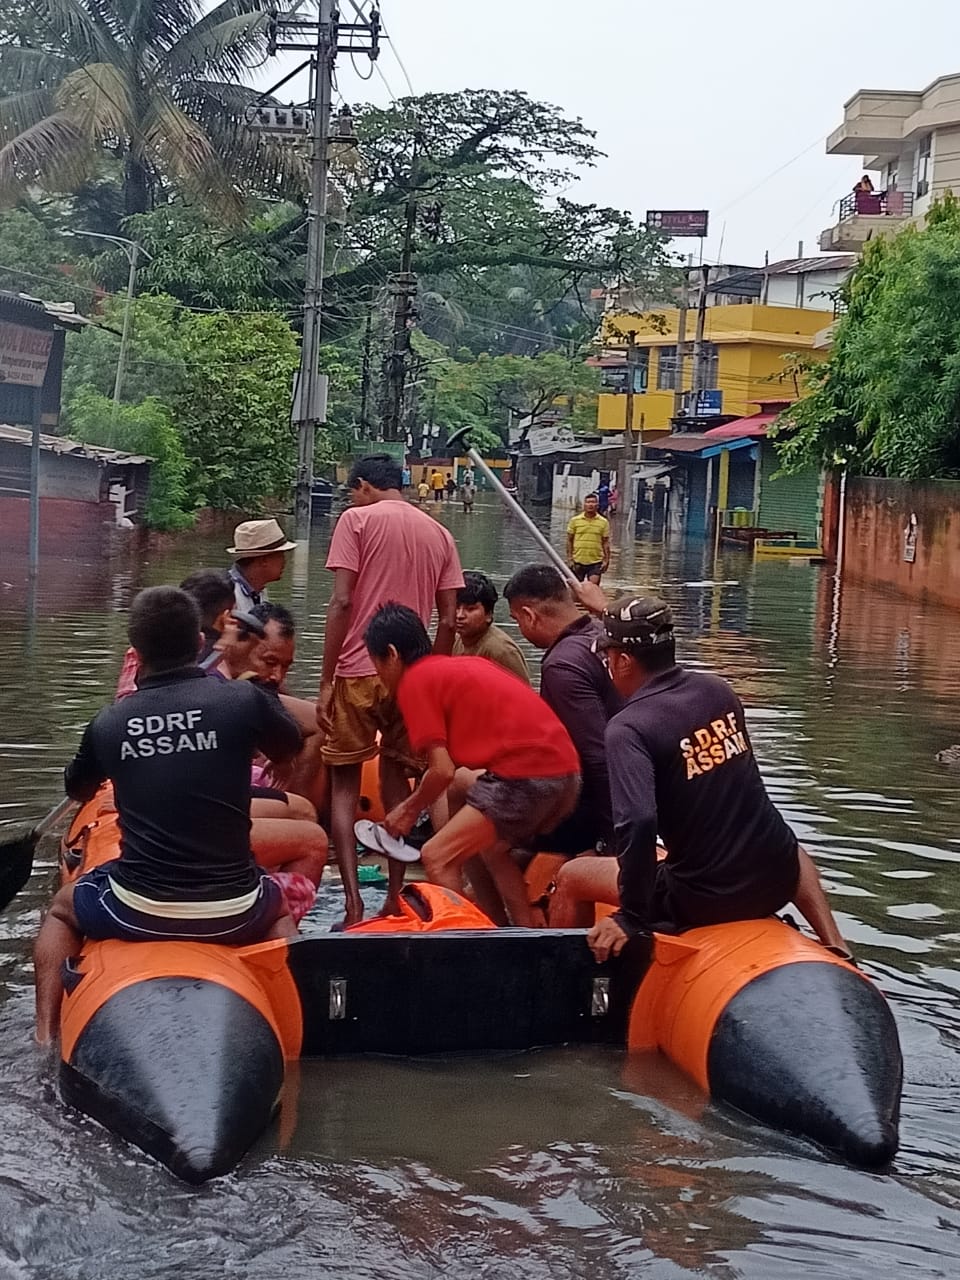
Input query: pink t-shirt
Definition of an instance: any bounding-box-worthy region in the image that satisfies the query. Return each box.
[326,500,464,678]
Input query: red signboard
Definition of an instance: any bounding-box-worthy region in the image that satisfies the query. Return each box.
[646,210,710,238]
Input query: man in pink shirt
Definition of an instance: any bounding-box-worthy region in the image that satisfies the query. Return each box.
[318,453,464,925]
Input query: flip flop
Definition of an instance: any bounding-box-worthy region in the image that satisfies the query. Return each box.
[354,819,385,854]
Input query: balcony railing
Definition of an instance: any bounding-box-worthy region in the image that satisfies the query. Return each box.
[838,189,915,223]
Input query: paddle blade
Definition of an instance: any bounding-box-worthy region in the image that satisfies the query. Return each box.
[0,831,36,911]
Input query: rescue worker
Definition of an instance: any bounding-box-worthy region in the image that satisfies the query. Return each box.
[35,587,304,1044]
[579,591,850,964]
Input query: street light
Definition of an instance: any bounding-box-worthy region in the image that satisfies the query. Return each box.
[63,230,152,421]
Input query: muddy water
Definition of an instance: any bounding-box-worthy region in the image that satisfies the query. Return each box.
[1,499,960,1279]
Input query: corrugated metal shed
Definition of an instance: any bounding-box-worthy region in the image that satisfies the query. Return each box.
[0,423,151,464]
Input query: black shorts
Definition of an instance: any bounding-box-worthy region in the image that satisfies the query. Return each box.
[651,859,799,933]
[572,562,603,581]
[466,772,581,848]
[535,808,612,858]
[73,861,284,944]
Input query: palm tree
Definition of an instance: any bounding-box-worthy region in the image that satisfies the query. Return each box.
[0,0,302,217]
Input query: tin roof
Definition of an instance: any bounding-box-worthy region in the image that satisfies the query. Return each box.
[0,423,151,464]
[0,290,95,331]
[763,255,856,275]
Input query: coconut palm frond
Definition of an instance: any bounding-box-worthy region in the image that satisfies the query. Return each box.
[142,92,244,221]
[0,88,56,144]
[0,47,76,96]
[27,0,117,64]
[164,8,268,82]
[56,63,133,140]
[0,109,91,202]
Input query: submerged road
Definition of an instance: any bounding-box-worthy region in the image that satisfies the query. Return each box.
[1,498,959,1278]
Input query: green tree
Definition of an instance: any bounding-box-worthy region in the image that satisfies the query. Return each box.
[65,385,191,528]
[0,206,95,308]
[0,0,301,216]
[432,350,600,445]
[172,310,300,509]
[776,195,960,479]
[62,292,188,409]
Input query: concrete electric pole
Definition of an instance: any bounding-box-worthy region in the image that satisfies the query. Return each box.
[262,1,380,532]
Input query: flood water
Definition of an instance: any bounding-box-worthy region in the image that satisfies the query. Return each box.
[2,498,960,1279]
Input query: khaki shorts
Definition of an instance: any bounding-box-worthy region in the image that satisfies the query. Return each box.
[321,674,421,771]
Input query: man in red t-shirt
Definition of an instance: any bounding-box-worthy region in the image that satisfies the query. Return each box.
[364,603,581,926]
[318,454,464,925]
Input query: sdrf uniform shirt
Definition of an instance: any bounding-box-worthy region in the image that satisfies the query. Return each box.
[65,668,302,902]
[606,665,800,935]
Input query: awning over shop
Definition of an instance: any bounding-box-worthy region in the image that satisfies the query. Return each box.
[644,432,757,461]
[702,412,778,441]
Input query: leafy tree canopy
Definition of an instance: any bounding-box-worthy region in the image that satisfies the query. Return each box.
[776,195,960,480]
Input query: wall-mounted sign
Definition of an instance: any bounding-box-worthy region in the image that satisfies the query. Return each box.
[600,364,648,394]
[683,389,723,416]
[527,424,577,456]
[0,321,53,387]
[646,209,710,238]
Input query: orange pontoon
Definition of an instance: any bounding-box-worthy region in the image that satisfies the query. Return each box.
[55,794,902,1183]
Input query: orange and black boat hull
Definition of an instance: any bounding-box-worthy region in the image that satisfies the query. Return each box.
[55,801,902,1181]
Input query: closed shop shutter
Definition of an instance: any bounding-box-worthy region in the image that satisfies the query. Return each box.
[757,443,822,540]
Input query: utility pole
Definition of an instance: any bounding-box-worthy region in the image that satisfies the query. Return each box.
[673,255,694,418]
[624,330,637,446]
[265,1,380,532]
[690,263,711,404]
[358,301,373,440]
[382,164,420,442]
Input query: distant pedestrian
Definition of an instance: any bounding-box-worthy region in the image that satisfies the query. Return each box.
[566,494,611,585]
[597,478,611,515]
[445,472,457,501]
[431,469,445,503]
[461,479,476,513]
[417,479,430,505]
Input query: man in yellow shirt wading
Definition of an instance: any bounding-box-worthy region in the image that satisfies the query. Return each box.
[566,493,611,584]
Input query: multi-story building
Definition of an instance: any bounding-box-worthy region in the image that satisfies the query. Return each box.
[597,302,827,437]
[820,72,960,253]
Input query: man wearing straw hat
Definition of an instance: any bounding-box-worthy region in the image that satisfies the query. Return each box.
[227,518,298,613]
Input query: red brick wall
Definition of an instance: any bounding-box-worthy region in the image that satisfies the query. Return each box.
[0,495,114,557]
[843,477,960,608]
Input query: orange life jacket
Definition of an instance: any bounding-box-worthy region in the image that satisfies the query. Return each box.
[345,883,495,933]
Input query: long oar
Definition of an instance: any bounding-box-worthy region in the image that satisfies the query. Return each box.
[0,794,75,912]
[446,425,578,585]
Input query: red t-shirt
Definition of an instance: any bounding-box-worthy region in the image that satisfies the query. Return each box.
[397,656,579,779]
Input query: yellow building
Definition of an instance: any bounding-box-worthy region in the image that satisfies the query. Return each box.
[596,303,829,436]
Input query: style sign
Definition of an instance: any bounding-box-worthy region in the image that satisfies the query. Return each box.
[646,210,710,238]
[0,321,53,387]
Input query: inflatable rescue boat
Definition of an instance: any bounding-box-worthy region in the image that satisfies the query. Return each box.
[55,792,902,1183]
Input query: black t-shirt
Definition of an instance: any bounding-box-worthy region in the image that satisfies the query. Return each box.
[606,665,799,934]
[540,615,623,848]
[65,667,302,901]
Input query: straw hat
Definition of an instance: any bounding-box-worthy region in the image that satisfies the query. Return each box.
[227,518,297,557]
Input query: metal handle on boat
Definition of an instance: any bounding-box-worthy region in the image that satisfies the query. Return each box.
[329,977,347,1020]
[591,976,610,1017]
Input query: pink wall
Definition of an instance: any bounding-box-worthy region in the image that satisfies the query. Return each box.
[844,478,960,608]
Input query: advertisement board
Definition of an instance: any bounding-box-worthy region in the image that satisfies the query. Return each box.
[0,321,53,387]
[646,210,710,238]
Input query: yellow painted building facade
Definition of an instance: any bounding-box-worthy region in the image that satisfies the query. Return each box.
[597,303,829,436]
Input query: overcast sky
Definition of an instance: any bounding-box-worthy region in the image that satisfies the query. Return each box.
[268,0,960,266]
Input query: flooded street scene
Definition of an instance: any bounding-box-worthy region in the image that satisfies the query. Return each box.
[3,0,960,1274]
[3,507,960,1277]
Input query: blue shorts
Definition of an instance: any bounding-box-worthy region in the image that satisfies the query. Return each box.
[73,861,284,944]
